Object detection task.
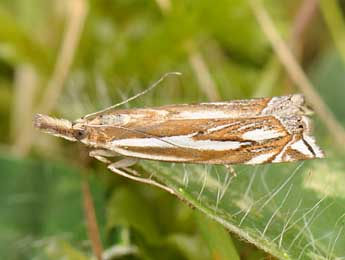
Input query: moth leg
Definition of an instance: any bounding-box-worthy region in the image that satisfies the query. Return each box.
[89,149,119,164]
[108,157,139,169]
[107,161,177,196]
[224,165,237,177]
[108,157,141,178]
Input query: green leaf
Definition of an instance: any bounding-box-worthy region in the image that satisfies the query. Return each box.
[195,211,240,260]
[106,186,205,260]
[139,157,345,259]
[0,155,105,259]
[165,234,211,260]
[106,186,161,243]
[40,239,89,260]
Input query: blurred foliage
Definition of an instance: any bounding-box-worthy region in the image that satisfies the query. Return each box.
[1,0,345,259]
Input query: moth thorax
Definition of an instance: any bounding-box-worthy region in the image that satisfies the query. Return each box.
[99,114,130,125]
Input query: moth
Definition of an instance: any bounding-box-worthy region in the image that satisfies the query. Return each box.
[34,90,324,176]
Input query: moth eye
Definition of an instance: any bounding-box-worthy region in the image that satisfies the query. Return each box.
[74,129,87,140]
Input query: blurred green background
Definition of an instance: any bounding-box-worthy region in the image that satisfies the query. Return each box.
[1,0,345,259]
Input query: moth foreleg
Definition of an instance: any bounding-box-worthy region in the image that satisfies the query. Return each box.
[108,157,139,169]
[89,149,119,164]
[107,160,177,196]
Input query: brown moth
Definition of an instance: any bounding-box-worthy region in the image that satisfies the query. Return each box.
[34,92,324,172]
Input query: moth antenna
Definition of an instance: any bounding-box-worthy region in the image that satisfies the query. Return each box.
[85,72,182,119]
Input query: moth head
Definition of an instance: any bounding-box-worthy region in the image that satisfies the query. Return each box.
[34,114,77,141]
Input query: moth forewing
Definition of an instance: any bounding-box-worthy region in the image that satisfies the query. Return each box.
[34,94,324,167]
